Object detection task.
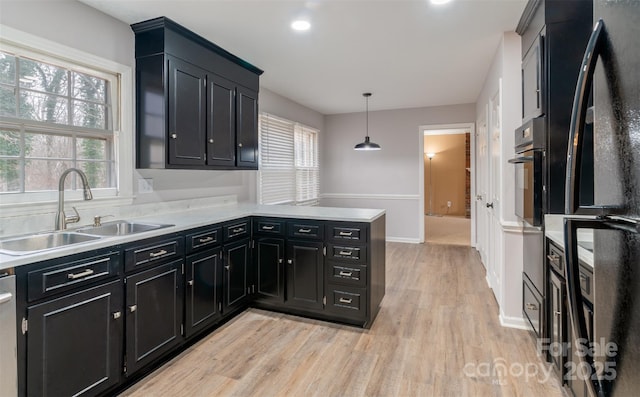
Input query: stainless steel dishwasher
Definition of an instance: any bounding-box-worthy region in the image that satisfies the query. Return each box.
[0,272,18,397]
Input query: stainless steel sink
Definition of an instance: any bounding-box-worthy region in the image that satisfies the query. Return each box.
[75,221,173,237]
[0,232,101,256]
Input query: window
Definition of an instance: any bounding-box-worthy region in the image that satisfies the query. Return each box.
[0,42,121,200]
[258,113,319,205]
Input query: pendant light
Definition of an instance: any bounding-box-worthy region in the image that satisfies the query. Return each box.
[354,92,381,151]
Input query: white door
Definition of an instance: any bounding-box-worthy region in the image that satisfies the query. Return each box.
[488,84,503,301]
[475,106,489,267]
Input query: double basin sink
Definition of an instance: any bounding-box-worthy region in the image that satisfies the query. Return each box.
[0,221,174,256]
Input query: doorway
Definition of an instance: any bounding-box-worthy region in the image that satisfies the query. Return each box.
[418,123,475,246]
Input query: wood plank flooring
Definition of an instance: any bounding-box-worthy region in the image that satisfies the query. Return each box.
[121,242,564,397]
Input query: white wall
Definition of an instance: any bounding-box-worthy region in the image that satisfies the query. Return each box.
[321,104,476,242]
[0,0,323,235]
[474,32,525,327]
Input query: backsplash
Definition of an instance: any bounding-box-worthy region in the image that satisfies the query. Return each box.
[0,195,238,237]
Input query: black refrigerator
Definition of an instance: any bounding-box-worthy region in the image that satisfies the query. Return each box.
[563,2,640,397]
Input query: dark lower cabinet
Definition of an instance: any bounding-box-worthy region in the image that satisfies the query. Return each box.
[26,280,123,397]
[286,240,324,311]
[223,238,251,313]
[549,269,567,377]
[185,248,222,338]
[125,259,183,376]
[255,237,285,303]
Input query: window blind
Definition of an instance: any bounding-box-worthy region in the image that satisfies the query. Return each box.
[258,113,319,206]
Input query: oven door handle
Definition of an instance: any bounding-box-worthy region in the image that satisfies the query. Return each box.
[507,156,534,164]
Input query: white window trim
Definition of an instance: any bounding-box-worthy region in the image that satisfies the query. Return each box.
[0,24,134,212]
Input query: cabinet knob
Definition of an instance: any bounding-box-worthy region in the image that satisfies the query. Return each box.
[225,265,230,271]
[171,133,177,139]
[112,311,121,319]
[287,259,293,265]
[128,305,137,313]
[188,280,194,286]
[279,258,283,264]
[209,138,214,144]
[486,202,494,208]
[525,303,538,311]
[238,143,243,148]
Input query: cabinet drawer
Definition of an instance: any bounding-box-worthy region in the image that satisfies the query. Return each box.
[579,264,593,302]
[326,263,367,288]
[125,237,183,273]
[327,223,367,243]
[523,276,543,338]
[328,244,366,264]
[28,251,120,302]
[547,241,564,274]
[326,286,367,319]
[253,218,284,235]
[224,219,250,241]
[186,227,221,254]
[288,221,324,240]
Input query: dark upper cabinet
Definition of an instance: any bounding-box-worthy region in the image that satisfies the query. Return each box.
[236,86,259,168]
[521,35,543,121]
[286,240,324,311]
[516,1,593,214]
[207,74,236,167]
[168,56,207,166]
[26,280,123,397]
[132,17,263,170]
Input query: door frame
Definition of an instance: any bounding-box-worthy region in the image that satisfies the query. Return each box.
[418,122,476,245]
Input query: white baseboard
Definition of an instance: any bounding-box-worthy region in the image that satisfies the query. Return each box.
[386,237,421,244]
[499,313,530,330]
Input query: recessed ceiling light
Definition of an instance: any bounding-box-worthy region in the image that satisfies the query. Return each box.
[291,20,311,31]
[430,0,452,4]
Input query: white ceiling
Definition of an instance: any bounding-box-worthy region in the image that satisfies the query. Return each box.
[79,0,526,115]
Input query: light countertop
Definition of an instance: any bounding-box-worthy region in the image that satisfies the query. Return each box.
[544,214,594,267]
[0,204,385,270]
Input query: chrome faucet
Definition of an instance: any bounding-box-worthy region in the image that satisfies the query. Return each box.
[55,168,93,230]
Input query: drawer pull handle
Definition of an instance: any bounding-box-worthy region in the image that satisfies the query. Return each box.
[339,250,353,256]
[129,305,137,313]
[112,311,121,320]
[339,271,353,277]
[198,236,214,243]
[262,225,275,230]
[0,292,13,304]
[67,269,94,280]
[339,231,353,236]
[149,249,168,258]
[339,297,353,304]
[188,280,194,286]
[525,303,538,311]
[298,228,311,233]
[232,228,245,233]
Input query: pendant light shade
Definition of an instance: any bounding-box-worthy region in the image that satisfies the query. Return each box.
[354,92,381,151]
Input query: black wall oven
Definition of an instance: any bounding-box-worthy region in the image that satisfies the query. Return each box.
[509,117,544,227]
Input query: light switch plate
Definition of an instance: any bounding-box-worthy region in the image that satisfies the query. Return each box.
[138,178,154,193]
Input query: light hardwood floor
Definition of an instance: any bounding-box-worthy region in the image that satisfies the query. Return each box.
[121,243,563,397]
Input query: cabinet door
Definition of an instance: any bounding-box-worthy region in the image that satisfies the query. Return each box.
[235,86,258,169]
[549,270,567,380]
[168,56,206,166]
[185,249,222,338]
[255,237,285,304]
[223,239,250,313]
[286,240,324,311]
[125,260,183,376]
[27,280,122,397]
[207,74,236,167]
[522,35,544,121]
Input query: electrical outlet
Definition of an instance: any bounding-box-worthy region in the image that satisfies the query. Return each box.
[447,201,452,208]
[138,178,154,193]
